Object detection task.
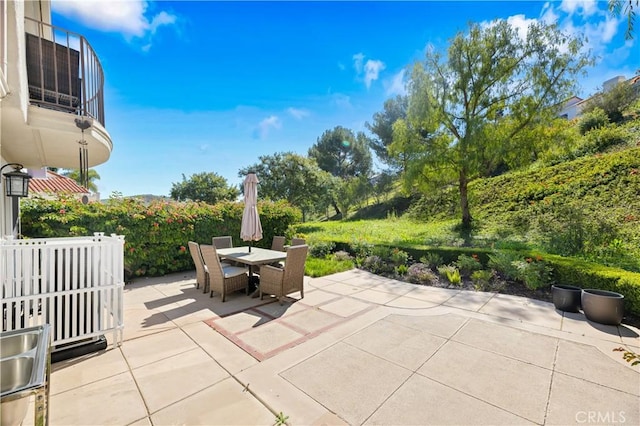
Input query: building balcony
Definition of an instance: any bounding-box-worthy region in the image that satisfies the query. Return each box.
[0,17,112,171]
[25,17,104,126]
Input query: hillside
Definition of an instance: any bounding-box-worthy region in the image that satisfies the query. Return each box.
[381,145,639,271]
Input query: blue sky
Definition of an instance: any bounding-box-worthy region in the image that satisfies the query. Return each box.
[50,0,639,197]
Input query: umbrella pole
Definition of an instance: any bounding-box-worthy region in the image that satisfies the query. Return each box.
[249,241,252,252]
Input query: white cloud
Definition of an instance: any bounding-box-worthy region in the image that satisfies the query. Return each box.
[364,59,386,89]
[337,62,346,71]
[254,115,281,139]
[51,0,177,40]
[332,93,352,109]
[559,0,598,17]
[352,53,386,89]
[506,14,538,41]
[352,53,365,73]
[540,2,559,25]
[385,69,406,96]
[287,108,310,120]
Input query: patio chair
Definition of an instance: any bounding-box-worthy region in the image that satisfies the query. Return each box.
[212,236,233,249]
[291,237,306,246]
[259,244,308,304]
[188,241,209,292]
[271,236,286,251]
[200,244,249,302]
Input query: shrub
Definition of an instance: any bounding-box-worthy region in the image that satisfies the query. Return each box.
[350,239,373,259]
[406,263,438,285]
[389,248,410,266]
[471,269,494,291]
[455,254,483,276]
[20,195,302,279]
[332,250,353,261]
[512,257,554,290]
[395,264,409,276]
[438,265,462,285]
[420,252,444,269]
[361,255,393,275]
[309,241,335,258]
[577,125,630,155]
[488,250,521,281]
[578,107,609,135]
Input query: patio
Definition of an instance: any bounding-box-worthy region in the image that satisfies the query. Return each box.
[21,269,640,425]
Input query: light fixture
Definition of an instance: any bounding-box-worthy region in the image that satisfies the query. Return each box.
[1,163,31,197]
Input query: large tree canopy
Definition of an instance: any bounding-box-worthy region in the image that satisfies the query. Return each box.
[169,172,239,204]
[366,95,408,170]
[392,20,592,229]
[308,126,373,179]
[238,152,337,220]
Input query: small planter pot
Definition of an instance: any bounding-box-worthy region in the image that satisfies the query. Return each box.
[552,285,582,312]
[581,289,625,326]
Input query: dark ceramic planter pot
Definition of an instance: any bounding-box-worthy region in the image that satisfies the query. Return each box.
[552,285,582,312]
[581,289,625,326]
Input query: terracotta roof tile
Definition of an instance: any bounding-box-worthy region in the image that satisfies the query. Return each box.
[29,170,89,194]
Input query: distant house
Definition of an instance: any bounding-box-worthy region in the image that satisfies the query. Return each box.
[559,75,640,119]
[557,96,584,120]
[28,169,96,203]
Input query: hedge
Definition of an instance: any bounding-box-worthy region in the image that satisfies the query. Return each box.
[20,195,301,280]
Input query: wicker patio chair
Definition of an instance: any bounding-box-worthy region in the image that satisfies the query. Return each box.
[212,236,233,249]
[200,244,248,302]
[259,244,308,304]
[291,237,306,246]
[188,241,209,291]
[271,236,286,252]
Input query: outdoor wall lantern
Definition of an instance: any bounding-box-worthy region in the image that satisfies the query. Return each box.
[1,163,31,197]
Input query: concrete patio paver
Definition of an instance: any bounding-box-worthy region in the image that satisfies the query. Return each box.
[343,318,446,370]
[121,327,198,369]
[452,319,559,368]
[365,374,536,425]
[131,347,229,413]
[545,372,639,425]
[281,342,413,425]
[38,269,639,426]
[383,312,469,339]
[149,377,275,425]
[554,340,640,395]
[418,340,553,424]
[47,371,147,425]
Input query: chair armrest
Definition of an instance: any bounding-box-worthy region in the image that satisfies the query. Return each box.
[260,265,284,284]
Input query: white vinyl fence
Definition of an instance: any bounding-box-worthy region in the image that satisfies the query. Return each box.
[1,233,124,349]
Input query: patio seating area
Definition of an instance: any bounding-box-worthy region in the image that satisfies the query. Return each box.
[19,269,640,425]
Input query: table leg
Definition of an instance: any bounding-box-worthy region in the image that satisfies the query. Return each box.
[249,265,260,298]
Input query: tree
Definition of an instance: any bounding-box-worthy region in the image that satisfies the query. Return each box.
[394,20,592,230]
[609,0,639,39]
[366,95,408,170]
[580,80,640,123]
[61,169,100,193]
[238,152,338,221]
[308,126,373,216]
[308,126,373,179]
[169,172,239,204]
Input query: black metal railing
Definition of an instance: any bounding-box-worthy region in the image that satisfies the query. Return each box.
[24,17,105,126]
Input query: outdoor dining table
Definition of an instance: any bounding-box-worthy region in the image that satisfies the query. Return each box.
[216,247,287,291]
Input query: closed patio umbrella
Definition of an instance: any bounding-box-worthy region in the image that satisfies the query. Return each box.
[240,172,263,252]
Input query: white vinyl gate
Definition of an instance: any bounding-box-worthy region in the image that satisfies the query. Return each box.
[1,233,124,349]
